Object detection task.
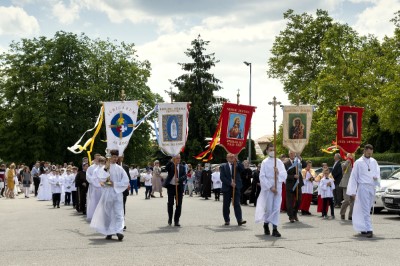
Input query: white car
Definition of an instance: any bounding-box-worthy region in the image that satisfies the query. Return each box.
[374,167,400,212]
[382,180,400,215]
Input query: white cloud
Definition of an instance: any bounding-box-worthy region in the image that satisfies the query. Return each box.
[0,6,39,36]
[52,0,80,25]
[353,0,400,39]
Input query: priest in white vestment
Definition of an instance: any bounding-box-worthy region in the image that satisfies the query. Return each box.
[255,143,287,237]
[347,144,379,238]
[90,150,129,241]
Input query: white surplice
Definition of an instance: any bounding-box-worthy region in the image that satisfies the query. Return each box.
[320,177,335,198]
[211,172,222,189]
[255,157,287,226]
[86,164,103,221]
[90,163,129,236]
[347,156,379,232]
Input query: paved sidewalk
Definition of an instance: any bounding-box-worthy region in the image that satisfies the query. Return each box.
[1,190,399,265]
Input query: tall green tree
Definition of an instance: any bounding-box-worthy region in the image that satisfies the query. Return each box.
[169,35,224,163]
[0,31,160,165]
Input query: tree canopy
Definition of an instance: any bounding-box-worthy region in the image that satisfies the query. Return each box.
[0,31,161,165]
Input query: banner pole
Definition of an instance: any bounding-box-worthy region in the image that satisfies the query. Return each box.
[268,97,281,189]
[174,161,178,206]
[232,158,237,207]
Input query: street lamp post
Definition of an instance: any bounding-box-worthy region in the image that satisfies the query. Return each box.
[244,61,252,163]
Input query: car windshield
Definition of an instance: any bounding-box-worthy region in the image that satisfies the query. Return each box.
[388,169,400,180]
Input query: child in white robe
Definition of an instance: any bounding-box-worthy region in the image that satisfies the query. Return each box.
[144,169,152,199]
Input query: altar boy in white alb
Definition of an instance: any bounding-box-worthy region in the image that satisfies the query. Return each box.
[255,143,287,237]
[347,144,379,238]
[90,150,129,241]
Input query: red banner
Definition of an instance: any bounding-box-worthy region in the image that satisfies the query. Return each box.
[219,102,256,155]
[336,106,364,154]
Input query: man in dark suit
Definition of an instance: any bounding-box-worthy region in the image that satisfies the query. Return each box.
[220,153,247,226]
[284,151,307,223]
[331,153,343,207]
[75,163,89,215]
[164,154,187,226]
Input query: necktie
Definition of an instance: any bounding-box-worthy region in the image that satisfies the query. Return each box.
[230,163,233,176]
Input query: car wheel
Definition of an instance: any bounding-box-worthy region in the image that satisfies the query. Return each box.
[372,207,383,214]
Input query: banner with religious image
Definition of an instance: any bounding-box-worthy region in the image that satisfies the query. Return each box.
[219,102,256,155]
[282,105,313,154]
[336,106,364,153]
[157,102,190,156]
[104,101,139,155]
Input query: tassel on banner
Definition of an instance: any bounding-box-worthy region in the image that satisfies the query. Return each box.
[67,106,104,155]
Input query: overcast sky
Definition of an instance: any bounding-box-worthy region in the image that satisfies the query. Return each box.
[1,0,399,140]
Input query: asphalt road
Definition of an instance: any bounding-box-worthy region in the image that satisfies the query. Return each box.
[1,189,399,266]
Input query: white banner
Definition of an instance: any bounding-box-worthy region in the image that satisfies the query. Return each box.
[157,102,189,156]
[282,105,313,154]
[104,101,139,155]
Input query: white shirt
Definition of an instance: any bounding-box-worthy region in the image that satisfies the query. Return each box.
[144,173,152,186]
[129,168,139,180]
[211,172,222,189]
[320,177,335,198]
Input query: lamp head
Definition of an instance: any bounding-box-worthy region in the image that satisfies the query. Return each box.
[243,61,251,66]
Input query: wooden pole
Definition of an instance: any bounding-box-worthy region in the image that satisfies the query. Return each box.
[232,158,237,207]
[174,161,178,206]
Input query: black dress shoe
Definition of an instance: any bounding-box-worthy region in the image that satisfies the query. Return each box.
[168,220,172,226]
[238,220,247,226]
[290,219,295,223]
[123,226,126,231]
[105,235,112,240]
[341,215,345,220]
[272,229,281,237]
[116,233,124,241]
[366,231,373,238]
[174,223,181,227]
[263,224,270,235]
[224,222,230,226]
[348,217,352,220]
[294,216,299,221]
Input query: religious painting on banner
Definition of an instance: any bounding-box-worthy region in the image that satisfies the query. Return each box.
[103,101,139,155]
[157,102,190,156]
[219,102,256,155]
[337,106,364,153]
[282,105,313,154]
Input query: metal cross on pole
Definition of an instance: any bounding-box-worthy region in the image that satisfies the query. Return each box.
[268,96,281,189]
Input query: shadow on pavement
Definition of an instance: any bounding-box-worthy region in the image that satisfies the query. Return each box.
[203,225,250,233]
[281,221,314,229]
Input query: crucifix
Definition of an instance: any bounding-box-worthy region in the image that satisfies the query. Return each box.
[268,96,281,189]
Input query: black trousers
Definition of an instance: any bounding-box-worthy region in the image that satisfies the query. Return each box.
[123,189,129,215]
[213,188,221,200]
[78,188,87,214]
[222,188,242,223]
[167,184,183,223]
[65,192,71,204]
[71,191,77,207]
[322,197,335,217]
[52,193,61,207]
[33,177,40,196]
[286,188,302,219]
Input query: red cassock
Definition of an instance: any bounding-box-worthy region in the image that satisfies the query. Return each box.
[299,194,312,212]
[281,182,286,211]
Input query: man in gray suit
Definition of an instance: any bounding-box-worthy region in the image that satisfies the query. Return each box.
[340,153,354,220]
[220,153,247,226]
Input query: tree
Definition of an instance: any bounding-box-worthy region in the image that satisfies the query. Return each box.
[169,35,224,164]
[0,31,160,165]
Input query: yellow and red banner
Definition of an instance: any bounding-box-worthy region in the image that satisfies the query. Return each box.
[336,106,364,154]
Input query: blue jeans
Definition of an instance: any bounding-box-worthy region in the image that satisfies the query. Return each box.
[130,179,138,194]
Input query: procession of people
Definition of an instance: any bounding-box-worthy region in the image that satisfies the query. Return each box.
[0,143,381,241]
